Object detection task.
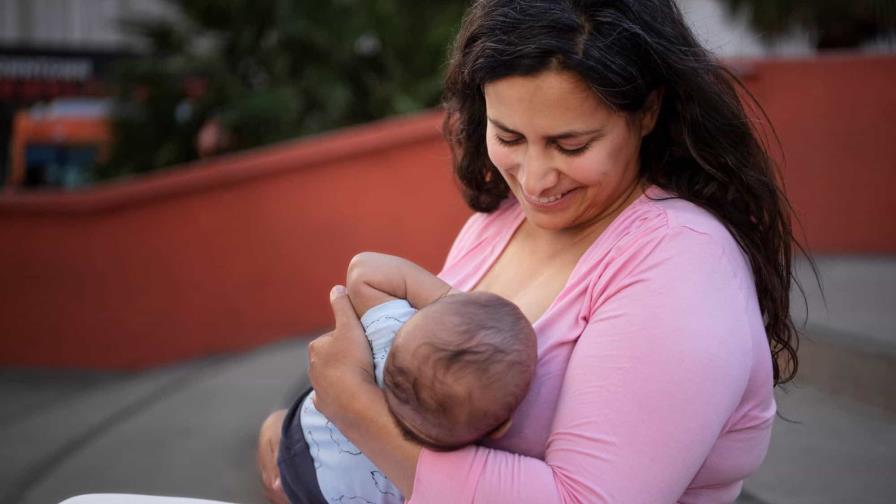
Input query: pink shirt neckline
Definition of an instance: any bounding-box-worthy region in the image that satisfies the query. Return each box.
[466,187,658,328]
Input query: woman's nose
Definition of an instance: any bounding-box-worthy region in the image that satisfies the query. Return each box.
[517,147,559,196]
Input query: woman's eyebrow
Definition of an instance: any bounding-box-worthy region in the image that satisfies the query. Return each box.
[487,117,603,140]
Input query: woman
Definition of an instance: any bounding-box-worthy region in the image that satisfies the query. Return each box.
[264,0,800,502]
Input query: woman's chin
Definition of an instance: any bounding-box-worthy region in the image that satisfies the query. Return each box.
[516,191,585,231]
[521,209,578,232]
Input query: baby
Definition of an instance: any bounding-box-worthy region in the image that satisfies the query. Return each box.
[276,252,537,504]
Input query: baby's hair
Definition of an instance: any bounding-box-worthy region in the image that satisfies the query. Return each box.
[383,292,537,450]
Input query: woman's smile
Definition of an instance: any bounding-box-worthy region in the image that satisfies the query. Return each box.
[520,186,581,210]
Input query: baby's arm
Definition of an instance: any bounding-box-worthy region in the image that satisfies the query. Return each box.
[346,252,458,317]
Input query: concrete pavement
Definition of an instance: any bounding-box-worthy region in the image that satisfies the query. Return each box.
[742,384,896,504]
[2,341,309,504]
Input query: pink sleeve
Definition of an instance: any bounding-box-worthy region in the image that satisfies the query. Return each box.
[409,227,755,503]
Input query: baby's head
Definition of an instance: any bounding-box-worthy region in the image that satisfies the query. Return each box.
[382,291,537,450]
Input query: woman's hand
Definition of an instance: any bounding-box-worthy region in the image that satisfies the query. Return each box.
[307,285,423,496]
[257,409,289,504]
[307,285,378,424]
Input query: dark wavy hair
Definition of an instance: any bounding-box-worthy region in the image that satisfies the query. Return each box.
[442,0,805,384]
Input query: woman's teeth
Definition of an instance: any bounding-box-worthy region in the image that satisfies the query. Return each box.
[534,193,563,204]
[526,190,571,205]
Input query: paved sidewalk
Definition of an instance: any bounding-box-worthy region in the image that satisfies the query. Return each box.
[2,340,310,504]
[2,255,894,503]
[743,384,896,504]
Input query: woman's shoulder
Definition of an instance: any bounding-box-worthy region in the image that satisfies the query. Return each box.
[651,187,752,279]
[588,186,754,293]
[618,187,745,257]
[608,187,733,247]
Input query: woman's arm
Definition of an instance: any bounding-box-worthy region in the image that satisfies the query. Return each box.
[315,228,759,503]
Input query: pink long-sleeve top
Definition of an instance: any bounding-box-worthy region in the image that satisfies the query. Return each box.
[414,186,776,503]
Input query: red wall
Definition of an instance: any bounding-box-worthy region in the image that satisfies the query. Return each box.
[0,111,471,368]
[739,54,896,252]
[1,54,894,369]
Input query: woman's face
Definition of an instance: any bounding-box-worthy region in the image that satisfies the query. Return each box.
[483,69,657,232]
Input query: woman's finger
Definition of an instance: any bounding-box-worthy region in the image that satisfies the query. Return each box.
[329,285,362,332]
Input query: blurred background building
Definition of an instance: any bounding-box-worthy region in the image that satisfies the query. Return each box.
[1,0,471,189]
[0,0,174,187]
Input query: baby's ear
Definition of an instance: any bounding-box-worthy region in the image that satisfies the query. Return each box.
[487,419,513,439]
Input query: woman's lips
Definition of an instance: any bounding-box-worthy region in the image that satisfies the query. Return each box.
[521,187,579,209]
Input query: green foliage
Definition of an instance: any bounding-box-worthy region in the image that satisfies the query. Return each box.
[723,0,896,49]
[100,0,468,180]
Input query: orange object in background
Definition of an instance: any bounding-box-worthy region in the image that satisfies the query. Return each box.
[6,99,111,189]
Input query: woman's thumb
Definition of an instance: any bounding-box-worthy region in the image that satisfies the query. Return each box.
[330,284,347,302]
[329,285,359,329]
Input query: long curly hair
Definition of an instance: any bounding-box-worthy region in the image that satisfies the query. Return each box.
[442,0,805,384]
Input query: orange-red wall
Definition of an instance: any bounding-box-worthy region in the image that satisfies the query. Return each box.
[740,54,896,252]
[0,112,471,368]
[1,54,894,369]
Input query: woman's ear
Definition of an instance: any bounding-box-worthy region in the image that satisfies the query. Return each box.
[639,88,664,137]
[487,419,513,439]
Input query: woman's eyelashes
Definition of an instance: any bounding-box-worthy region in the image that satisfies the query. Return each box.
[493,134,593,157]
[556,142,593,156]
[493,134,523,147]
